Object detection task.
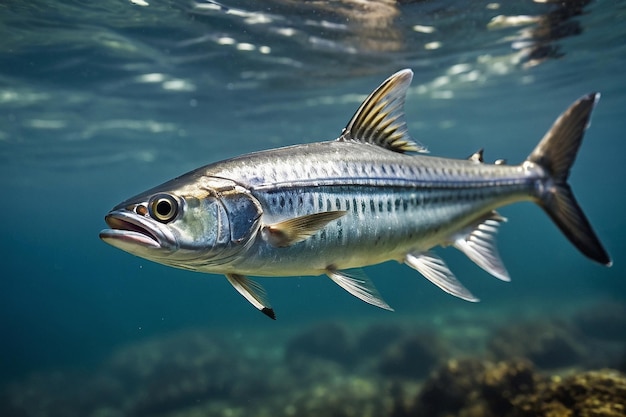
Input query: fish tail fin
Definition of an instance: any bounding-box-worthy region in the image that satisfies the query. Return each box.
[526,93,611,266]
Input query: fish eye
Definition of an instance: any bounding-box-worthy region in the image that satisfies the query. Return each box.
[148,193,179,223]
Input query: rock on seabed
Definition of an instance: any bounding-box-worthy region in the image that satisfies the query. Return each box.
[410,358,626,417]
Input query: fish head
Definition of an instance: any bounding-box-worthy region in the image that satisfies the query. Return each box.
[99,176,252,270]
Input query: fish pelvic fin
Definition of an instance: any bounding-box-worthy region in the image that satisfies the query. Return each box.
[527,93,611,266]
[338,69,427,153]
[226,274,276,319]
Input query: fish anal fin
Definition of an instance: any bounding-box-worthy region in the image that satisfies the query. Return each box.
[405,252,478,302]
[338,69,427,153]
[326,267,394,311]
[452,212,510,282]
[226,274,276,320]
[262,211,347,248]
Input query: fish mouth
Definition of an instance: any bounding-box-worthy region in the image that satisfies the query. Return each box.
[99,210,176,250]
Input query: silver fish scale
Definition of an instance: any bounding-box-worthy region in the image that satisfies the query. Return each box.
[100,69,610,318]
[207,141,527,190]
[202,141,539,275]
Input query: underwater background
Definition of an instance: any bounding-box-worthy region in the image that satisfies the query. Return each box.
[1,0,625,416]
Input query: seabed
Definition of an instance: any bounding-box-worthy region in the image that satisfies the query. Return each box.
[1,299,624,417]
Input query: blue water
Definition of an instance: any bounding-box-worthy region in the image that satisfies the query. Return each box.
[1,0,625,414]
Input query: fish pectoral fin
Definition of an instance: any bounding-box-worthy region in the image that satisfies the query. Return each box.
[405,252,479,302]
[226,274,276,320]
[262,211,347,248]
[452,211,510,282]
[326,267,394,311]
[337,69,427,153]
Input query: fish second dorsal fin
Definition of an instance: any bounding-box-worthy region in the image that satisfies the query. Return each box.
[338,69,427,153]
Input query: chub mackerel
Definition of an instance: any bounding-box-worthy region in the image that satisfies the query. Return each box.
[100,69,611,319]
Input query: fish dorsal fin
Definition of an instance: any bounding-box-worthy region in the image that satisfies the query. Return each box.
[468,148,484,163]
[326,267,394,311]
[451,212,510,282]
[338,69,427,153]
[405,252,478,302]
[262,211,347,247]
[226,273,276,319]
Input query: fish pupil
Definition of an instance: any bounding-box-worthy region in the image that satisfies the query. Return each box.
[149,194,179,222]
[156,200,171,216]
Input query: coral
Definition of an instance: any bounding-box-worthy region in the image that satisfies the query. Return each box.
[410,358,490,417]
[409,358,539,417]
[410,358,626,417]
[2,307,625,417]
[516,369,626,417]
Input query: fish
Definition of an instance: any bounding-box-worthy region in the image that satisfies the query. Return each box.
[100,69,611,319]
